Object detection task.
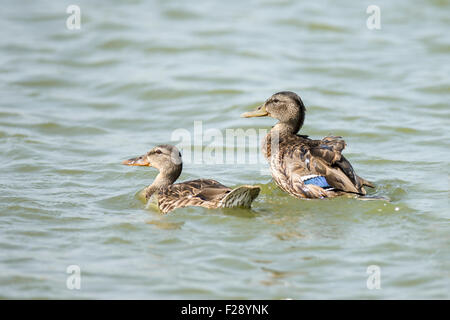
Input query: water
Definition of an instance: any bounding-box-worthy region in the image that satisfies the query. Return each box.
[0,0,449,299]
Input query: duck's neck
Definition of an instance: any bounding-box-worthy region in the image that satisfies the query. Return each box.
[272,119,302,135]
[263,117,303,159]
[145,165,182,199]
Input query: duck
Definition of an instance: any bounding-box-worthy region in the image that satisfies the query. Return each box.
[241,91,374,199]
[122,144,260,213]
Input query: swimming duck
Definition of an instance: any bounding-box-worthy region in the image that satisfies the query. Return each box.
[241,91,374,199]
[122,144,260,213]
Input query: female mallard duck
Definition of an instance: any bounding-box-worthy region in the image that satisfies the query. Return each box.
[241,91,374,199]
[122,144,260,213]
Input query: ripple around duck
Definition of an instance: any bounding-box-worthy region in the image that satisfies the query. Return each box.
[276,19,349,34]
[13,77,73,88]
[146,220,185,230]
[27,122,108,136]
[55,58,121,69]
[416,83,450,94]
[102,236,133,245]
[97,38,138,51]
[163,8,202,20]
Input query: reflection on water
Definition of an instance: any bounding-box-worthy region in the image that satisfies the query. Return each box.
[0,0,448,299]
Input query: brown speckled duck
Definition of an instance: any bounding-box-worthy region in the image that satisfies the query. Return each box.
[122,145,260,213]
[241,91,374,199]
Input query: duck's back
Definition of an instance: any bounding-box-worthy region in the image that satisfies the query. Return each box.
[264,131,373,198]
[156,179,231,213]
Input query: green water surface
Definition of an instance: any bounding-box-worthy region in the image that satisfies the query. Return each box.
[0,0,449,299]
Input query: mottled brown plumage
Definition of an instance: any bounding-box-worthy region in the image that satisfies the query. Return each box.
[242,91,374,199]
[122,145,260,213]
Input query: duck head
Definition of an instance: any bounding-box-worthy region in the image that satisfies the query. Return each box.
[122,144,183,183]
[241,91,306,134]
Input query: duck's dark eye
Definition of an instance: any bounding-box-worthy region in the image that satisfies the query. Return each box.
[155,149,162,154]
[272,99,279,103]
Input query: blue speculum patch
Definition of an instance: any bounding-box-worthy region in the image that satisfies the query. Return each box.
[304,176,331,188]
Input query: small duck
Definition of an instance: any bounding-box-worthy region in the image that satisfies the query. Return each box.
[242,91,374,199]
[122,144,260,213]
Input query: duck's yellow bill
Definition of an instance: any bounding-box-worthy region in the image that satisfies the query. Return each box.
[122,156,151,166]
[240,104,268,118]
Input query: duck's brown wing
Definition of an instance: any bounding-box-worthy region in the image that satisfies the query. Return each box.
[157,179,231,214]
[284,135,373,197]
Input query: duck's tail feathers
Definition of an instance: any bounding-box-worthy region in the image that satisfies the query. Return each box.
[220,185,260,208]
[358,176,375,188]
